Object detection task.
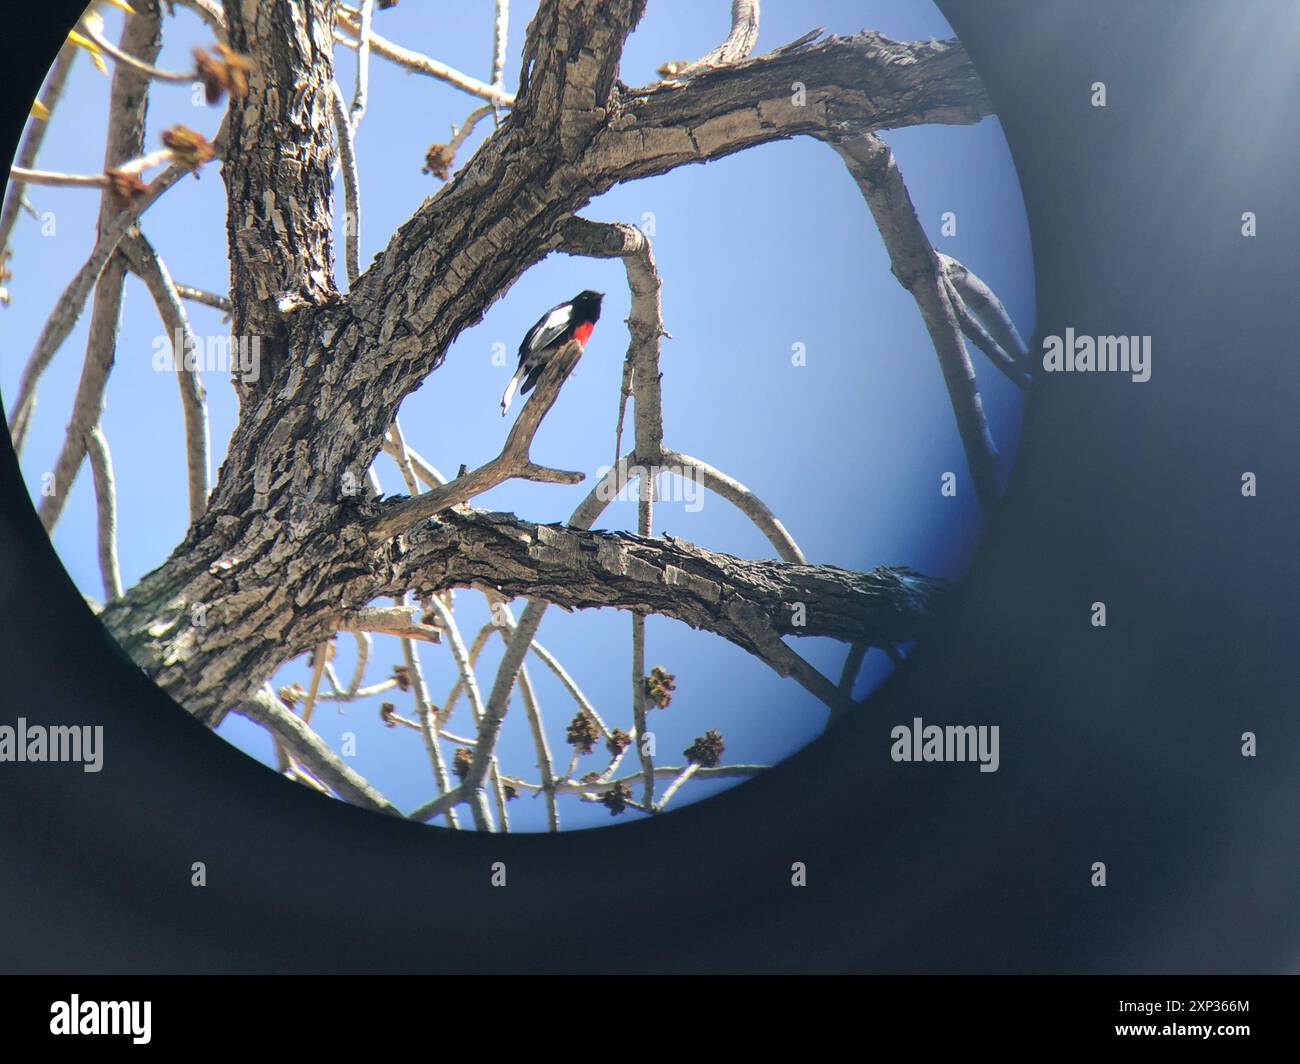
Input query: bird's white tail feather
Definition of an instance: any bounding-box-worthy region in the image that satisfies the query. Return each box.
[500,366,525,415]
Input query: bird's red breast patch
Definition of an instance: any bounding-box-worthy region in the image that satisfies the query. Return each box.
[573,320,595,346]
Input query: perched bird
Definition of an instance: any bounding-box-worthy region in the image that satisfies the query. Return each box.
[501,290,604,415]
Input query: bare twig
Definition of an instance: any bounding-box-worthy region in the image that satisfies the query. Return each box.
[675,0,762,77]
[345,631,370,698]
[489,599,559,831]
[169,0,227,39]
[838,641,868,697]
[940,253,1029,368]
[335,9,514,107]
[7,122,223,455]
[349,0,374,129]
[329,82,361,287]
[0,43,76,272]
[660,449,805,564]
[398,617,460,830]
[78,17,194,85]
[300,642,331,725]
[424,595,498,832]
[655,762,700,811]
[830,131,1000,514]
[173,283,231,315]
[526,638,610,737]
[492,0,509,97]
[32,10,172,532]
[84,424,122,602]
[337,605,442,642]
[382,433,448,489]
[631,471,656,809]
[369,339,587,540]
[6,167,109,191]
[122,232,210,523]
[944,275,1028,390]
[233,688,402,815]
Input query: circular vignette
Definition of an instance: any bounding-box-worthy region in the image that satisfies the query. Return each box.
[1,0,1034,832]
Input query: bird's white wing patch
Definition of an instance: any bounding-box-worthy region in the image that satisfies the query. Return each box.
[524,306,573,355]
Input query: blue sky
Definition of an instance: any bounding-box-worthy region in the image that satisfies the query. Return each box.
[2,0,1034,831]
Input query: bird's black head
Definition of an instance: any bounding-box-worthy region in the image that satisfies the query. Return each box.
[573,290,604,322]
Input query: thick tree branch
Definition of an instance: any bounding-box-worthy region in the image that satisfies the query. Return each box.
[222,0,339,384]
[581,31,990,188]
[387,508,948,653]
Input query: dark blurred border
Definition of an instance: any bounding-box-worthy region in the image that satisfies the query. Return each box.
[0,0,1297,976]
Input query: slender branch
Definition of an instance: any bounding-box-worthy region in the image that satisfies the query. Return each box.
[490,599,559,831]
[558,216,667,461]
[336,605,442,642]
[121,232,210,523]
[944,275,1029,390]
[349,0,374,129]
[398,614,460,830]
[492,0,509,97]
[233,688,403,815]
[369,339,587,540]
[424,595,497,832]
[676,0,762,76]
[838,641,868,697]
[439,622,495,725]
[829,131,999,514]
[526,638,610,737]
[6,167,108,191]
[940,253,1029,366]
[31,8,166,533]
[300,641,331,725]
[335,9,514,107]
[78,17,194,85]
[84,424,122,602]
[544,763,766,797]
[0,43,76,270]
[632,471,656,809]
[382,433,448,489]
[660,449,805,564]
[424,103,495,180]
[173,283,231,314]
[461,598,540,827]
[7,128,220,455]
[654,762,700,811]
[345,631,370,698]
[329,81,362,287]
[169,0,226,39]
